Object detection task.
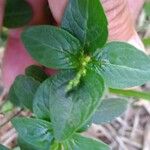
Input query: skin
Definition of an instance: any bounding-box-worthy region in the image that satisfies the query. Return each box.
[0,0,145,90]
[128,0,145,22]
[2,29,37,89]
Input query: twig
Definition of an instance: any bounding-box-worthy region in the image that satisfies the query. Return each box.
[0,109,23,128]
[143,121,150,150]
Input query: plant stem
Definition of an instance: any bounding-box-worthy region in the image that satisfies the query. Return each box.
[109,88,150,101]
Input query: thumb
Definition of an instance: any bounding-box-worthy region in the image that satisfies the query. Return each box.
[128,0,145,23]
[102,0,145,52]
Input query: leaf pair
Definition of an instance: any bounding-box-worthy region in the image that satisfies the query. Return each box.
[22,2,150,89]
[33,70,104,140]
[10,74,127,149]
[12,118,109,150]
[22,0,108,69]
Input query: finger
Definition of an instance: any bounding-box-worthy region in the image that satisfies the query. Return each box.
[102,0,134,41]
[48,0,68,24]
[127,0,145,22]
[102,0,145,51]
[2,29,37,90]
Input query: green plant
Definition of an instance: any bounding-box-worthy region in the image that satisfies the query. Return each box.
[0,144,9,150]
[2,0,150,149]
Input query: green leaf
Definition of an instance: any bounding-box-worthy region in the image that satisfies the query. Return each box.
[18,137,40,150]
[0,145,9,150]
[8,84,21,107]
[93,42,150,88]
[33,76,52,121]
[77,119,92,133]
[8,75,40,111]
[33,70,105,140]
[110,88,150,101]
[92,98,127,124]
[22,25,82,69]
[25,65,48,82]
[3,0,32,28]
[144,2,150,17]
[63,133,109,150]
[12,118,53,150]
[1,101,13,113]
[61,0,108,52]
[143,38,150,47]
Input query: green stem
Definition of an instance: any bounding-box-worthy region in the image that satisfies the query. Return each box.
[109,88,150,101]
